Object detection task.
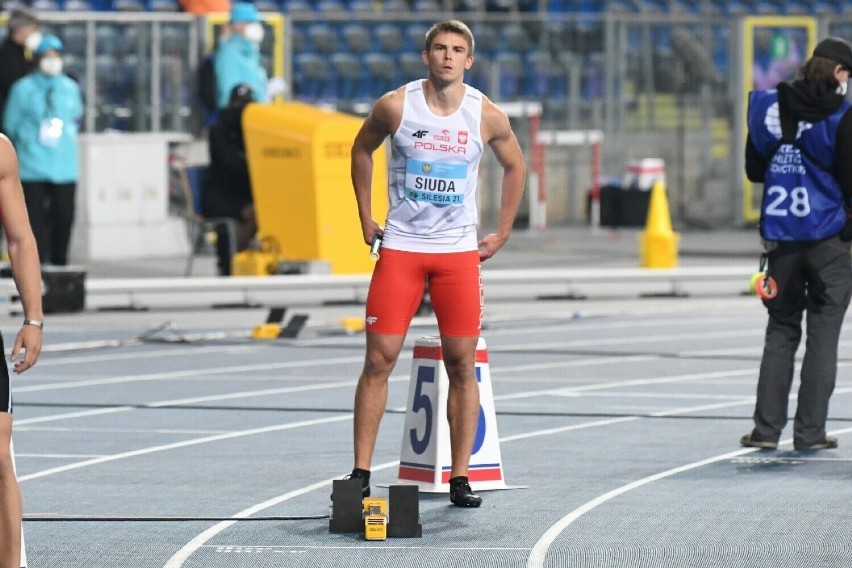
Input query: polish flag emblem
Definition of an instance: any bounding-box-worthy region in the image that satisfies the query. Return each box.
[458,131,468,144]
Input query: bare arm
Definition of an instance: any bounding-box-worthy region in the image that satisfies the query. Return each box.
[0,136,42,373]
[351,89,403,245]
[478,98,526,261]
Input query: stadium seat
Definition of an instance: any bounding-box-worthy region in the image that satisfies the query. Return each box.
[349,0,377,14]
[470,22,498,55]
[398,52,425,83]
[63,54,85,84]
[112,0,145,10]
[383,0,411,13]
[161,23,189,56]
[342,23,372,54]
[289,25,307,53]
[499,23,532,54]
[404,22,429,51]
[59,24,87,56]
[293,52,333,101]
[63,0,95,10]
[31,0,61,10]
[330,52,363,102]
[524,50,553,98]
[494,51,522,99]
[95,25,121,53]
[374,24,405,54]
[412,0,440,11]
[317,0,346,12]
[306,22,339,54]
[149,0,180,11]
[283,0,314,15]
[254,0,282,12]
[364,52,397,96]
[468,52,491,92]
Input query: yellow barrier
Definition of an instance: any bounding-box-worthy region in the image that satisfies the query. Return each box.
[242,102,388,275]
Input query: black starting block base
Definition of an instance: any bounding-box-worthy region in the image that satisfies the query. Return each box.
[329,479,363,533]
[387,484,422,538]
[329,481,422,538]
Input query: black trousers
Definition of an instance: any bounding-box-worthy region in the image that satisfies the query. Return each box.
[22,181,76,266]
[753,235,852,447]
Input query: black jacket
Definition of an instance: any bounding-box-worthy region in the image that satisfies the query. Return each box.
[0,38,35,133]
[202,106,253,219]
[746,79,852,203]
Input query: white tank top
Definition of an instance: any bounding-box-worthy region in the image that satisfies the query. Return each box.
[383,80,484,253]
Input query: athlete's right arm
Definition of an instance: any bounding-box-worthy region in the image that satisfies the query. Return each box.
[351,89,403,245]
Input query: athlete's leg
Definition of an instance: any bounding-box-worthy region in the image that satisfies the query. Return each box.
[353,332,406,470]
[428,251,483,477]
[440,335,480,478]
[0,413,21,568]
[354,249,427,470]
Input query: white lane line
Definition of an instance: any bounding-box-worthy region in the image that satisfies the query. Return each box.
[17,414,352,482]
[524,424,852,568]
[12,355,365,393]
[207,545,533,551]
[15,426,230,435]
[162,459,400,568]
[32,344,258,367]
[16,453,107,459]
[12,374,408,428]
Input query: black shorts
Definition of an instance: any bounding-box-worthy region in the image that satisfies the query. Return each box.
[0,334,10,413]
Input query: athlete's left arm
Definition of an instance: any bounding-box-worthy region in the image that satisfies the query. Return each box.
[477,98,526,261]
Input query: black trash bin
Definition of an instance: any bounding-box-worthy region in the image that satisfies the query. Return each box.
[588,182,650,228]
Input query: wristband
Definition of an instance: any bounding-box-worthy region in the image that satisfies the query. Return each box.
[23,319,43,329]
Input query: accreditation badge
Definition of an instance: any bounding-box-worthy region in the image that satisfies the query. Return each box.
[39,118,64,147]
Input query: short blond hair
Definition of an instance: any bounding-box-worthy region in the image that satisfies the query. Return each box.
[424,20,475,56]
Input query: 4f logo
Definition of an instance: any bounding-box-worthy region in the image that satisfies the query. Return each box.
[412,130,428,138]
[366,316,378,325]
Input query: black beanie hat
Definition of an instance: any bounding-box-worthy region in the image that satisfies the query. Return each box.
[813,37,852,70]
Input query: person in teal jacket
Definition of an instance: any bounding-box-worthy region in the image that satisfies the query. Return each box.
[3,35,82,266]
[214,2,268,110]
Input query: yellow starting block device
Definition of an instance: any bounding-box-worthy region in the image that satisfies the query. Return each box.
[362,497,388,541]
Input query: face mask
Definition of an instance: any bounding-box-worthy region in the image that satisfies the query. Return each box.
[838,80,848,97]
[39,56,63,77]
[243,22,264,45]
[24,31,43,52]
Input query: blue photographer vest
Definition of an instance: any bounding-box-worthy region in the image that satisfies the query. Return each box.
[748,89,851,241]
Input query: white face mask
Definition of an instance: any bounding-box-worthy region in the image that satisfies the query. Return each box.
[24,31,43,52]
[243,22,264,45]
[39,56,63,77]
[837,80,848,97]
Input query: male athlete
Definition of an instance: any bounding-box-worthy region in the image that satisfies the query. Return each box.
[347,19,526,507]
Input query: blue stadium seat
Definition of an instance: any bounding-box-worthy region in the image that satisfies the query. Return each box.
[494,51,523,99]
[317,0,347,12]
[524,50,554,99]
[95,25,121,53]
[412,0,440,11]
[499,23,532,54]
[283,0,313,15]
[468,52,491,92]
[253,0,282,12]
[289,25,307,53]
[342,23,372,54]
[112,0,145,10]
[383,0,411,14]
[364,52,397,96]
[404,22,429,51]
[349,0,377,14]
[59,24,87,56]
[470,22,499,56]
[63,0,95,10]
[398,52,425,83]
[306,22,339,54]
[161,23,188,55]
[330,52,363,101]
[374,23,405,54]
[149,0,180,11]
[31,0,61,10]
[293,52,333,101]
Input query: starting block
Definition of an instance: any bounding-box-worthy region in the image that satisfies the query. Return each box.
[251,307,309,339]
[398,336,511,492]
[329,481,421,539]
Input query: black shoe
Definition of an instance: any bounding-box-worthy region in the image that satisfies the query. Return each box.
[794,435,838,451]
[740,431,778,450]
[331,468,370,501]
[449,476,482,508]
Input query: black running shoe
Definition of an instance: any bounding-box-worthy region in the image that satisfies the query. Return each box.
[449,476,482,508]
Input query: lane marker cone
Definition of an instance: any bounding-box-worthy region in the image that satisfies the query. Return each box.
[397,336,522,493]
[639,179,679,268]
